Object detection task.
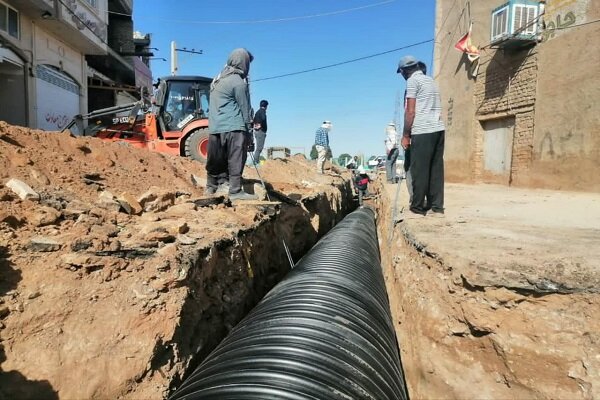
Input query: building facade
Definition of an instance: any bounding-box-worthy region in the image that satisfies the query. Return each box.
[0,0,108,129]
[434,0,600,191]
[0,0,152,131]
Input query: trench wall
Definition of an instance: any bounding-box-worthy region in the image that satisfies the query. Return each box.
[374,181,600,400]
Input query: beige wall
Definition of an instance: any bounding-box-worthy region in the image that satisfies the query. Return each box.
[433,0,478,182]
[527,0,600,190]
[434,0,600,191]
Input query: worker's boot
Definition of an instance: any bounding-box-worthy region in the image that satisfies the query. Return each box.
[204,186,217,196]
[229,190,258,201]
[215,182,230,195]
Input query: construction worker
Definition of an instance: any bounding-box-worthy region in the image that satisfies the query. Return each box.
[384,122,399,183]
[206,48,257,200]
[397,55,445,217]
[314,120,332,174]
[354,165,371,205]
[252,100,269,163]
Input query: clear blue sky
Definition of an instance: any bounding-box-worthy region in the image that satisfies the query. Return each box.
[133,0,436,160]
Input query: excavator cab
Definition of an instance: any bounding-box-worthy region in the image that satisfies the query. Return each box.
[154,76,211,133]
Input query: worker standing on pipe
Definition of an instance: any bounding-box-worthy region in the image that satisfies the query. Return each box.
[206,48,257,200]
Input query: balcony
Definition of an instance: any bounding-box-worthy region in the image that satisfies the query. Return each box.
[16,0,108,55]
[110,0,132,14]
[56,0,108,54]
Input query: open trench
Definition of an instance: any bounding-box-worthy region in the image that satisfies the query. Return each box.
[147,180,358,398]
[2,161,593,399]
[152,175,598,400]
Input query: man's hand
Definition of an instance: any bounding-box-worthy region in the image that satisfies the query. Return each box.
[401,136,411,150]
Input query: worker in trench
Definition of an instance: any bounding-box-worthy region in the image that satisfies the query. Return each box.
[205,48,258,200]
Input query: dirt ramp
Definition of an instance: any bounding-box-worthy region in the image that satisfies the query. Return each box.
[0,122,355,399]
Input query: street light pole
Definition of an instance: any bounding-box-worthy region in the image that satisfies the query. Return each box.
[170,41,203,76]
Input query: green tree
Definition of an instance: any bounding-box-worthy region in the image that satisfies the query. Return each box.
[310,145,318,160]
[338,153,352,166]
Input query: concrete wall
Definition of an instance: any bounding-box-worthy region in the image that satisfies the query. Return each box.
[434,0,600,191]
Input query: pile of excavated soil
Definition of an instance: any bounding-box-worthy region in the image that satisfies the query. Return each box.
[0,121,353,399]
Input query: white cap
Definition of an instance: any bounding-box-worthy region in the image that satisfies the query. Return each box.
[357,165,366,174]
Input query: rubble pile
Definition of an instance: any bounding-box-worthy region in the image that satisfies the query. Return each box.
[0,122,353,399]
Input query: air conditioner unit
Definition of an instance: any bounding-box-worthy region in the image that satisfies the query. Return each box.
[491,0,540,47]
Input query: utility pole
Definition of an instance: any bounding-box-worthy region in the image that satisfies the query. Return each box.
[170,40,203,76]
[171,41,177,76]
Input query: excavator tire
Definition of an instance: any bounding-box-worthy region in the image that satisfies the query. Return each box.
[185,129,209,162]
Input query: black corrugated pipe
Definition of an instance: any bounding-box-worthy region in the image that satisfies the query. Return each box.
[170,206,409,400]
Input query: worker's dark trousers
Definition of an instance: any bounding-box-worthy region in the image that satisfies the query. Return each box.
[409,130,445,214]
[206,131,249,194]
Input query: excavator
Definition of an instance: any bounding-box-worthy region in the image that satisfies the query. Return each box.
[63,75,212,162]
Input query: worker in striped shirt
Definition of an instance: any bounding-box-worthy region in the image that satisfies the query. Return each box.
[397,55,446,217]
[314,121,332,174]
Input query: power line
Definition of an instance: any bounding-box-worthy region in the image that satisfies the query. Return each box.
[108,0,397,24]
[252,39,434,82]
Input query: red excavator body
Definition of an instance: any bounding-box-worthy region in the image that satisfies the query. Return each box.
[65,75,212,162]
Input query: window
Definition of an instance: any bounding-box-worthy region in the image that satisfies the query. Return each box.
[83,0,97,8]
[0,1,19,39]
[491,6,509,42]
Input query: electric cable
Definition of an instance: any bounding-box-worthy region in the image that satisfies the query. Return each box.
[108,0,396,24]
[252,39,434,82]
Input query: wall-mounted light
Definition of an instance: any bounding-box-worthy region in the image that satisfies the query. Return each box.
[41,11,53,19]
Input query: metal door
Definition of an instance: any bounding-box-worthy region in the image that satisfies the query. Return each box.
[483,117,514,174]
[35,65,80,131]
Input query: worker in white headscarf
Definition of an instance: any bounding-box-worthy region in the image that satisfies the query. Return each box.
[385,122,400,183]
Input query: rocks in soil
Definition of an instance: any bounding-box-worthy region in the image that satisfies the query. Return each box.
[71,238,93,252]
[30,169,51,186]
[254,183,268,201]
[191,174,206,187]
[28,236,61,252]
[97,191,121,212]
[177,234,197,245]
[61,253,104,271]
[29,206,61,227]
[63,200,90,219]
[137,187,176,212]
[117,192,143,215]
[5,178,40,201]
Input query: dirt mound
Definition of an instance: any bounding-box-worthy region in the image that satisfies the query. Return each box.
[0,122,353,399]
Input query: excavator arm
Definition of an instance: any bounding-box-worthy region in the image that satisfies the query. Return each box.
[62,101,146,136]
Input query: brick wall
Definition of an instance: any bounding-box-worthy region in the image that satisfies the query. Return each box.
[472,48,538,180]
